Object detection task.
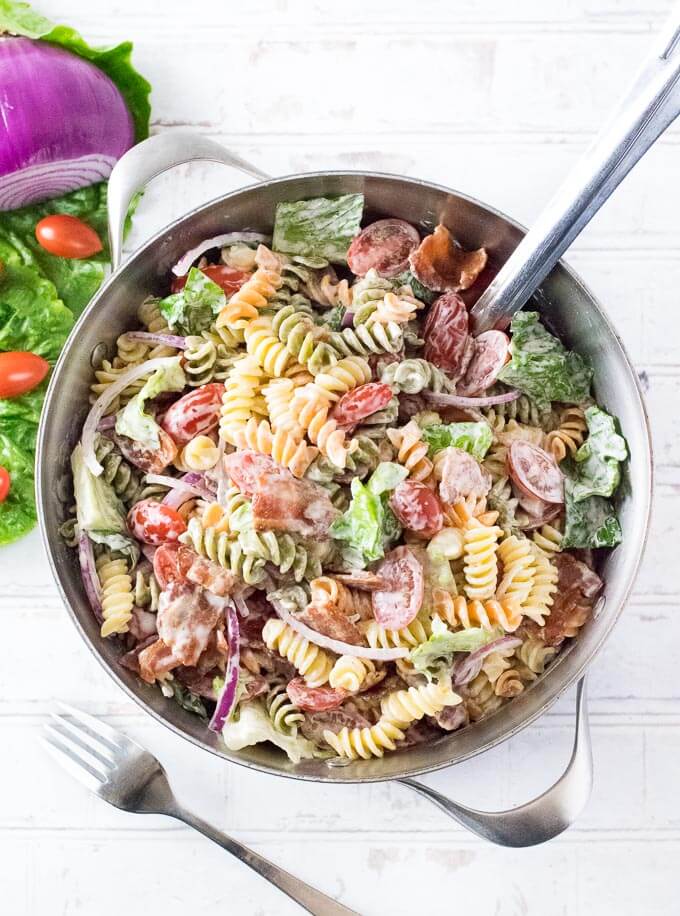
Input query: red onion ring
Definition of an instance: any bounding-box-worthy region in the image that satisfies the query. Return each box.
[126,331,188,350]
[453,635,522,687]
[172,232,271,277]
[77,533,103,623]
[209,600,240,732]
[423,389,521,408]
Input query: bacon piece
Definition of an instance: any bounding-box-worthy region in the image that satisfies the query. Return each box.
[251,474,340,539]
[297,601,364,645]
[156,581,225,667]
[138,639,178,684]
[554,552,603,599]
[185,552,235,597]
[409,223,487,293]
[526,552,603,647]
[438,446,491,505]
[331,571,389,591]
[300,707,372,746]
[128,607,158,642]
[223,450,288,497]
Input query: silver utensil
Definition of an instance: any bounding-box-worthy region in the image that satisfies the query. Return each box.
[471,3,680,333]
[42,703,358,916]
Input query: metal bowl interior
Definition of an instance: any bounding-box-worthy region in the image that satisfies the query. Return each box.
[37,172,653,783]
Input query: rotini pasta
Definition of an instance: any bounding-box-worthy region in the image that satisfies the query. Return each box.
[496,535,536,607]
[463,521,503,600]
[180,517,268,586]
[545,406,587,463]
[323,720,405,759]
[380,680,460,727]
[216,268,282,336]
[262,618,333,687]
[431,590,522,633]
[522,546,558,626]
[386,420,433,482]
[329,656,376,692]
[97,554,134,638]
[272,305,338,374]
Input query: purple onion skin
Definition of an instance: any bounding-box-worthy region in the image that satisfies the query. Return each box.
[0,38,134,208]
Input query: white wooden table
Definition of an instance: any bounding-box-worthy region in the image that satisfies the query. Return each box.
[2,2,679,913]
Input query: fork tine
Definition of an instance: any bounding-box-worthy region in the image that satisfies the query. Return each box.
[41,732,107,793]
[44,723,112,780]
[56,702,127,754]
[49,716,117,770]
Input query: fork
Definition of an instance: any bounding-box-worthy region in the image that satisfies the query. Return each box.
[43,703,358,916]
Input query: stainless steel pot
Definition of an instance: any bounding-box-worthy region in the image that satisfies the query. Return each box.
[36,133,653,845]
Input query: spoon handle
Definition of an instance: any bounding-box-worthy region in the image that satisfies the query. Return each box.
[471,5,680,334]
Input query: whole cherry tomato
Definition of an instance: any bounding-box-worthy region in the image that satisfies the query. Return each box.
[170,265,250,296]
[161,383,224,446]
[0,467,10,503]
[0,351,50,398]
[127,499,187,546]
[35,214,103,259]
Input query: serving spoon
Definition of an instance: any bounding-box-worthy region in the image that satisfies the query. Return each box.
[471,3,680,333]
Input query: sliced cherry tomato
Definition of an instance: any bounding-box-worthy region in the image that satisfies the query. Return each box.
[507,440,564,505]
[423,291,470,377]
[223,450,285,497]
[347,219,420,278]
[35,214,103,259]
[0,467,10,503]
[330,382,394,428]
[114,428,177,474]
[161,383,224,446]
[372,545,424,629]
[456,330,509,396]
[0,351,49,398]
[286,678,349,713]
[153,543,194,589]
[128,499,187,546]
[170,265,250,295]
[390,480,443,538]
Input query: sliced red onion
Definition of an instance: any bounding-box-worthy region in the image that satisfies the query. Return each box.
[148,473,213,501]
[233,594,251,618]
[341,310,355,329]
[453,636,522,687]
[0,39,134,209]
[172,232,271,277]
[77,532,103,623]
[82,356,179,476]
[96,415,116,432]
[423,389,521,408]
[181,472,216,501]
[271,597,409,660]
[126,331,188,350]
[209,600,240,732]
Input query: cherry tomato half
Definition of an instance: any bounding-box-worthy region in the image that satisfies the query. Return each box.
[127,499,187,546]
[0,467,10,503]
[170,265,250,296]
[35,214,103,259]
[0,351,50,398]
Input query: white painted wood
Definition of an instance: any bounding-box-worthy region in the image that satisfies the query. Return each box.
[2,1,678,913]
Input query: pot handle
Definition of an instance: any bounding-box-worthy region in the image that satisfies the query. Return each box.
[107,132,270,270]
[397,677,592,847]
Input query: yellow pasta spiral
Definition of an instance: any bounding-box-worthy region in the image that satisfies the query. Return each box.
[97,555,134,638]
[177,435,220,472]
[228,417,318,478]
[215,268,281,336]
[329,656,376,692]
[431,590,522,633]
[362,618,431,650]
[386,420,433,482]
[545,407,587,463]
[219,355,267,444]
[262,619,333,687]
[523,547,558,626]
[532,524,563,555]
[244,316,293,377]
[464,672,503,721]
[496,535,536,607]
[323,720,405,759]
[516,637,557,674]
[463,520,502,600]
[290,384,355,469]
[494,668,525,698]
[310,356,371,403]
[380,680,461,727]
[262,377,304,438]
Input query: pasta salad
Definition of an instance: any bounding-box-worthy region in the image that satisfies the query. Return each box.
[63,194,627,763]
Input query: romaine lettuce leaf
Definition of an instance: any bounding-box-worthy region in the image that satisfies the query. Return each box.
[71,442,129,550]
[272,194,364,264]
[410,617,495,681]
[498,311,593,410]
[571,406,627,502]
[392,270,438,304]
[0,263,74,360]
[562,476,622,549]
[0,430,36,545]
[421,422,492,460]
[330,462,407,564]
[159,267,226,335]
[0,0,151,142]
[222,700,316,764]
[115,357,185,449]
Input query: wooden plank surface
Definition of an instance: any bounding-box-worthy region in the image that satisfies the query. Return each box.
[1,2,678,913]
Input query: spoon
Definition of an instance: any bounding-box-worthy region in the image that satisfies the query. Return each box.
[471,4,680,334]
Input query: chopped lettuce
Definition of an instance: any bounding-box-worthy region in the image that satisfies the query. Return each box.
[498,311,593,410]
[410,617,495,681]
[222,700,316,764]
[571,406,627,502]
[115,357,185,449]
[0,0,152,143]
[421,422,492,460]
[393,270,438,304]
[169,680,208,719]
[159,267,226,335]
[71,442,130,551]
[426,529,464,593]
[272,194,364,264]
[562,475,622,549]
[330,462,407,564]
